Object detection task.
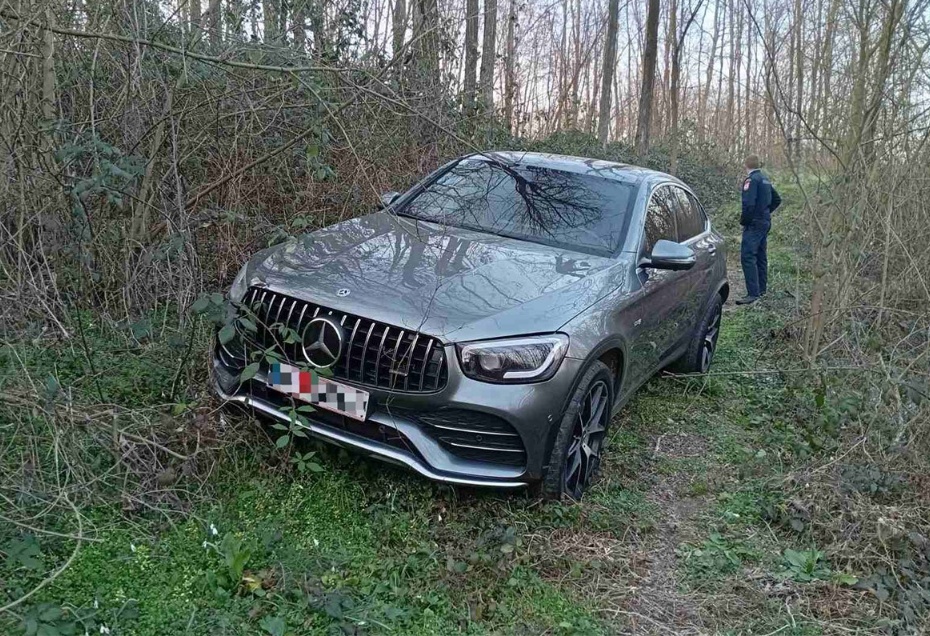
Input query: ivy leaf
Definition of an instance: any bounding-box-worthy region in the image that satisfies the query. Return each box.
[5,535,44,571]
[218,324,236,345]
[191,295,210,314]
[259,615,286,636]
[275,434,291,448]
[240,363,260,382]
[238,317,258,332]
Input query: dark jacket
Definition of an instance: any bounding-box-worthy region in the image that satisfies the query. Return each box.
[741,169,781,226]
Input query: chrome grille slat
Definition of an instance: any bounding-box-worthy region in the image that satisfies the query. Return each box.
[284,299,298,328]
[402,333,419,391]
[274,294,287,323]
[240,287,446,393]
[447,441,525,453]
[346,318,362,360]
[431,423,520,437]
[388,329,406,390]
[418,340,434,391]
[359,322,376,382]
[374,326,391,386]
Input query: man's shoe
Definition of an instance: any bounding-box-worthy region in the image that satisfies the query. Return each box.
[735,295,759,305]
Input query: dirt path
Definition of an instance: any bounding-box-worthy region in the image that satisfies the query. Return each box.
[622,432,711,634]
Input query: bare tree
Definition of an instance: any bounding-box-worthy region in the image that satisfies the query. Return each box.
[635,0,661,154]
[463,0,480,114]
[264,0,278,42]
[669,0,705,174]
[503,0,519,130]
[393,0,407,58]
[597,0,621,146]
[480,0,499,112]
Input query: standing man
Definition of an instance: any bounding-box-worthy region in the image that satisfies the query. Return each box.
[736,155,781,305]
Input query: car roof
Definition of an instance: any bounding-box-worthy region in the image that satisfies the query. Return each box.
[467,151,682,188]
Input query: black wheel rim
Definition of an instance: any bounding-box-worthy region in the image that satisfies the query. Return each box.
[700,304,722,373]
[563,379,610,500]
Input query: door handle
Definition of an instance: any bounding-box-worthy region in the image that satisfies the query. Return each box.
[708,247,717,255]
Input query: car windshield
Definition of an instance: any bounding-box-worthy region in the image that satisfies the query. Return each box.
[397,159,635,256]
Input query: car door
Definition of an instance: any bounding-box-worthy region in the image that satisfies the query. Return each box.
[669,187,716,338]
[627,185,690,384]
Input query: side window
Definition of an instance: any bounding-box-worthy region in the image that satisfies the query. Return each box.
[674,189,707,241]
[642,187,677,254]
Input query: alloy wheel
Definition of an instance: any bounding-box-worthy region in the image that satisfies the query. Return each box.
[563,379,610,499]
[700,304,722,373]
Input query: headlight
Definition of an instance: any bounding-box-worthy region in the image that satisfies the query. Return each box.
[457,334,569,383]
[228,265,249,303]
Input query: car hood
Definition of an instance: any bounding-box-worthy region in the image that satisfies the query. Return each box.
[241,212,631,342]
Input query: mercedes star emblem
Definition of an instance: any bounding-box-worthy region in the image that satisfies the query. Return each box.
[336,288,351,297]
[302,316,344,369]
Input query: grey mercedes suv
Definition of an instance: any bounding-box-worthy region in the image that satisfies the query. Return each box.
[213,152,728,499]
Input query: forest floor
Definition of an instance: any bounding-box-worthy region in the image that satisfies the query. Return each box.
[2,187,888,635]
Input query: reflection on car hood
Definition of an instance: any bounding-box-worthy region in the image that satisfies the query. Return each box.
[244,212,631,342]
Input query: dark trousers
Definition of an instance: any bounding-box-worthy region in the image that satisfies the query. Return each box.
[740,217,770,298]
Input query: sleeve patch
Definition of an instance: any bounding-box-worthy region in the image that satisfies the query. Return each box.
[743,179,751,191]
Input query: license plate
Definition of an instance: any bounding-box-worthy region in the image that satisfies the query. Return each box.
[267,363,370,422]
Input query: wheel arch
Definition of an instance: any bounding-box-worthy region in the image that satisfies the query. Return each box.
[541,337,627,472]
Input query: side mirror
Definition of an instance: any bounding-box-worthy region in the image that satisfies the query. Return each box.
[378,191,401,209]
[641,239,696,271]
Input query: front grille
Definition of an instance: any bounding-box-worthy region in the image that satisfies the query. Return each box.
[238,287,448,393]
[410,409,526,467]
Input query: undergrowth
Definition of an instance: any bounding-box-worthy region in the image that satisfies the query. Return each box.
[2,167,928,635]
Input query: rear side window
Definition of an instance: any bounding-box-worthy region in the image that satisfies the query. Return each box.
[642,187,677,254]
[673,189,706,240]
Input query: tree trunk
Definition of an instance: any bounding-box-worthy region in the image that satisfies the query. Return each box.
[597,0,621,147]
[661,0,676,136]
[744,0,752,151]
[393,0,407,57]
[206,0,222,45]
[264,0,277,42]
[699,0,721,138]
[725,0,735,150]
[670,0,703,174]
[792,0,803,162]
[479,0,498,113]
[635,0,660,155]
[293,0,307,50]
[463,0,479,114]
[733,0,742,153]
[414,0,441,90]
[818,0,840,140]
[503,0,518,130]
[666,0,677,148]
[191,0,202,32]
[40,6,56,130]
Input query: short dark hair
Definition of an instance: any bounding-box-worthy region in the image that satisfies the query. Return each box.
[744,154,761,170]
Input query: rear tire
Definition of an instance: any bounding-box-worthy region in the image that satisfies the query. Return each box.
[538,361,614,501]
[670,294,723,374]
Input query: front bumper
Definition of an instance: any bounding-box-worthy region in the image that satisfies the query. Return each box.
[212,344,584,488]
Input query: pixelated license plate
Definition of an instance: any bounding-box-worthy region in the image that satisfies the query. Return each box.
[267,363,370,422]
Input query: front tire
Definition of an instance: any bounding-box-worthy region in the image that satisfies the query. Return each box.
[538,361,614,501]
[671,294,723,374]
